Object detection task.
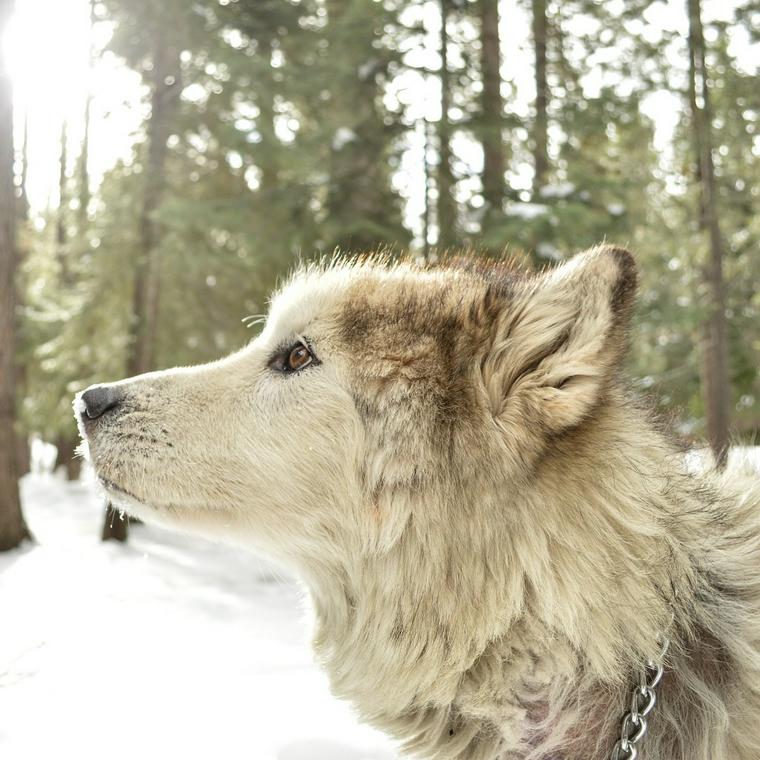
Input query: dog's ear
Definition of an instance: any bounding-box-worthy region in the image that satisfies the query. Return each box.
[482,245,637,434]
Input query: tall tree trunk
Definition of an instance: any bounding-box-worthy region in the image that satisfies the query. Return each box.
[17,111,28,221]
[55,0,95,480]
[78,94,91,232]
[423,119,433,260]
[127,35,181,378]
[257,36,279,193]
[686,0,731,468]
[531,0,549,193]
[15,109,29,476]
[107,33,180,541]
[55,434,82,481]
[0,0,31,552]
[57,120,67,247]
[56,120,71,287]
[102,503,129,542]
[479,0,505,220]
[77,0,95,232]
[54,120,82,481]
[436,0,457,249]
[16,433,30,476]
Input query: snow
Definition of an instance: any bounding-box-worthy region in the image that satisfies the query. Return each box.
[536,242,562,261]
[357,59,379,81]
[538,182,575,199]
[684,446,760,475]
[0,473,398,760]
[332,127,358,151]
[606,202,625,216]
[504,201,549,220]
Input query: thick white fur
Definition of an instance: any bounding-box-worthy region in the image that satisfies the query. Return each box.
[77,247,760,759]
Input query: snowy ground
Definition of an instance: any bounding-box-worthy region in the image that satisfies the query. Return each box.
[0,473,398,760]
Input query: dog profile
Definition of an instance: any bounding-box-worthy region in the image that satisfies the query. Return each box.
[76,245,760,759]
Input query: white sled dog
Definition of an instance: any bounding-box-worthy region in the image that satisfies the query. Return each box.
[76,245,760,760]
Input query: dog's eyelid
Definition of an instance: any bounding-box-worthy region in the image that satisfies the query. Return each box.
[268,336,319,373]
[296,335,319,357]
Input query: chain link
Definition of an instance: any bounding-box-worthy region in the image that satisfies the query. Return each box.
[609,636,670,760]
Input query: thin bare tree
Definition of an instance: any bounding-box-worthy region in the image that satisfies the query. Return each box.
[531,0,549,193]
[479,0,505,220]
[77,0,96,233]
[17,110,28,221]
[436,0,457,248]
[686,0,731,468]
[52,119,83,481]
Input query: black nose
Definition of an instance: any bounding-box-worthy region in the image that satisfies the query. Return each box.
[80,385,122,421]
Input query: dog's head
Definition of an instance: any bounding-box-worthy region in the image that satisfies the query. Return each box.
[76,245,636,567]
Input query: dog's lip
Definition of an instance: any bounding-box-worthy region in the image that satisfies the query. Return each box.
[98,476,143,504]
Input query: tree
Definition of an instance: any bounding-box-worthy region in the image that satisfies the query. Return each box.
[704,16,760,436]
[15,109,30,477]
[53,119,83,480]
[686,0,731,467]
[437,0,457,248]
[100,0,184,540]
[312,0,410,253]
[56,121,68,253]
[0,0,31,551]
[17,111,28,221]
[77,0,96,233]
[478,0,505,225]
[53,0,97,483]
[128,34,182,377]
[531,0,549,193]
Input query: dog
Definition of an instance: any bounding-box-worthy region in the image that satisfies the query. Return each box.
[76,245,760,759]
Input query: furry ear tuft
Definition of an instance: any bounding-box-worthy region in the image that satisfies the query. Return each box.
[482,244,637,434]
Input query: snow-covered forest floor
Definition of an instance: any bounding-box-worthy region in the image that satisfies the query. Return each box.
[0,471,397,760]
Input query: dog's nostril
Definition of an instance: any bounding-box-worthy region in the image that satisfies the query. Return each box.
[81,385,123,421]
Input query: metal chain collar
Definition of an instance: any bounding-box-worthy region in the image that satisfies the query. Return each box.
[609,636,670,760]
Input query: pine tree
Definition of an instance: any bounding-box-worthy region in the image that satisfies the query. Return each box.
[313,0,410,252]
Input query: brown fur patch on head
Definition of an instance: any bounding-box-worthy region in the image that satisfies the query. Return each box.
[334,266,501,550]
[338,271,483,430]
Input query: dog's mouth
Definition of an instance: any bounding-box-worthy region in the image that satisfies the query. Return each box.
[98,476,145,506]
[98,475,181,515]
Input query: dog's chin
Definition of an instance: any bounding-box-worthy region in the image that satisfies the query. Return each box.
[98,477,154,516]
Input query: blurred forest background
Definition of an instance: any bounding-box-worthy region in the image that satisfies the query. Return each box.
[0,0,758,548]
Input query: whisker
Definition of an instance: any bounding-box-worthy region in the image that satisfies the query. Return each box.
[242,314,267,328]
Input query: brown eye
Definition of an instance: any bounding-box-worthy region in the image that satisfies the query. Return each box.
[288,344,312,371]
[269,340,318,373]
